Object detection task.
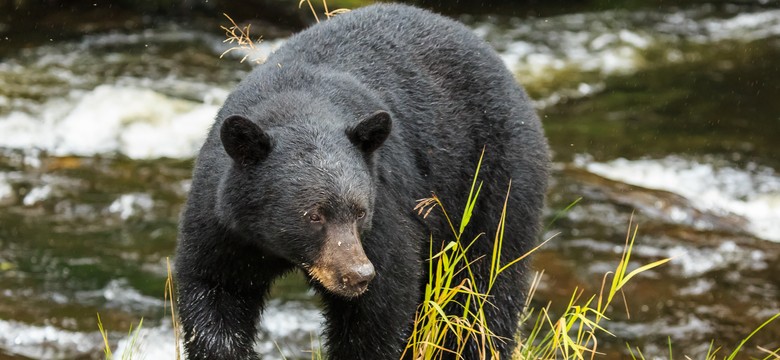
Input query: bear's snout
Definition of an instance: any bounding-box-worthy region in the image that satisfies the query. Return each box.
[307,224,375,297]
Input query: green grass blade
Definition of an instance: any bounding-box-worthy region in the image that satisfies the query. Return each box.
[97,313,113,360]
[545,196,582,230]
[121,318,144,360]
[726,311,780,360]
[616,258,672,291]
[459,147,486,235]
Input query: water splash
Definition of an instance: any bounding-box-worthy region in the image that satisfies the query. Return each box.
[581,155,780,241]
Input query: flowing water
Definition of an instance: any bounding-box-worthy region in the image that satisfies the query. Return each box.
[1,2,779,359]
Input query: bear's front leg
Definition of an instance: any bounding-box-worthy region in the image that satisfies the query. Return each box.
[177,275,265,360]
[176,223,290,360]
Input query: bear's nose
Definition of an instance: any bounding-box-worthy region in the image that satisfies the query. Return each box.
[342,262,376,291]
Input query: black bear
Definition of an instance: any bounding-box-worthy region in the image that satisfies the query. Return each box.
[176,3,549,360]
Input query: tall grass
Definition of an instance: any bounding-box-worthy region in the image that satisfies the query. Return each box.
[515,218,670,359]
[404,149,548,359]
[97,258,181,360]
[401,153,778,359]
[402,149,671,359]
[97,313,144,360]
[164,257,182,360]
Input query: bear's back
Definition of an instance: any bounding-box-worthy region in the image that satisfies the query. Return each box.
[271,4,509,90]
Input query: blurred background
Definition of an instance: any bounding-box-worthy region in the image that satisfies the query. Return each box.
[1,0,779,359]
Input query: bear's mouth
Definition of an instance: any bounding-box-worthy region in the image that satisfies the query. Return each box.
[305,263,373,298]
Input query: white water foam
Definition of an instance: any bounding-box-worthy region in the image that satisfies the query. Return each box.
[564,238,767,277]
[107,193,155,220]
[0,320,103,359]
[475,7,780,76]
[582,156,780,242]
[0,174,14,206]
[23,184,52,206]
[0,85,223,159]
[75,279,165,311]
[470,6,780,107]
[112,301,324,360]
[2,7,780,159]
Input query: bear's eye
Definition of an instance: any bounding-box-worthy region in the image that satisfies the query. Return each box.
[356,210,366,219]
[309,213,322,222]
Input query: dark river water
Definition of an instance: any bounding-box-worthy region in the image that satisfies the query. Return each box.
[1,3,779,359]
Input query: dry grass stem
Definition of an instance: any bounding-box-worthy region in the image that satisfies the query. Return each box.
[165,257,182,360]
[220,13,266,64]
[299,0,351,22]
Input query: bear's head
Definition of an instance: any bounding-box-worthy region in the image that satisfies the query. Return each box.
[215,110,392,298]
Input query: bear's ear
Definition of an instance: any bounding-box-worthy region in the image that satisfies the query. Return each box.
[347,111,392,153]
[220,115,271,166]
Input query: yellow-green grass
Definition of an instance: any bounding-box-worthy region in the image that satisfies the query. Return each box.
[98,313,143,360]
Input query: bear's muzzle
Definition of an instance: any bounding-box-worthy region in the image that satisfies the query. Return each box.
[307,224,375,298]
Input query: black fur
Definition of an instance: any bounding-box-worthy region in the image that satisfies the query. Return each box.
[176,4,549,360]
[220,115,271,166]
